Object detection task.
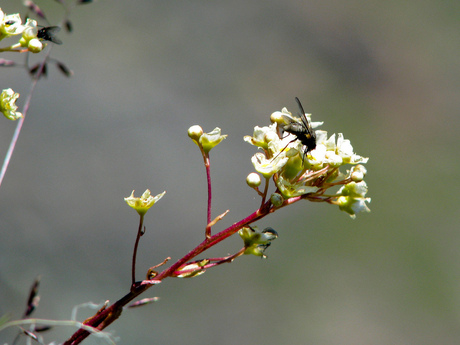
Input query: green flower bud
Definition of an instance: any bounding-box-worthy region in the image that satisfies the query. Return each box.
[270,193,284,207]
[174,259,209,278]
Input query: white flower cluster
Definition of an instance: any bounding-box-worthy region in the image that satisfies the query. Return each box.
[0,8,43,53]
[245,105,371,218]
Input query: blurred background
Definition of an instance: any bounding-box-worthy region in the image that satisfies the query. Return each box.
[0,0,459,344]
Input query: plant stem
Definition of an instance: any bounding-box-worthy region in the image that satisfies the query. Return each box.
[131,214,144,290]
[205,154,212,238]
[63,199,273,345]
[0,47,52,191]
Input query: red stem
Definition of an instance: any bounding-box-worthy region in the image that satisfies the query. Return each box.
[205,155,212,238]
[63,199,272,345]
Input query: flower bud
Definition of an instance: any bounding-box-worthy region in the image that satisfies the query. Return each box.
[187,125,203,142]
[28,38,43,53]
[174,259,209,278]
[350,165,367,182]
[270,193,284,207]
[246,172,261,188]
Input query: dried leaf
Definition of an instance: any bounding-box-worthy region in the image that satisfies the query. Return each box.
[128,297,160,308]
[24,276,41,317]
[35,325,52,332]
[23,329,39,341]
[0,59,15,67]
[65,20,73,33]
[56,62,73,77]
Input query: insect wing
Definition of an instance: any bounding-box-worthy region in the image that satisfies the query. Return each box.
[38,26,62,45]
[294,97,316,140]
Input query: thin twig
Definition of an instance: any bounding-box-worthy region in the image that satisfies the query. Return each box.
[0,46,53,191]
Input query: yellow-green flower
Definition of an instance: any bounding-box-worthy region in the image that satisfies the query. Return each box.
[1,88,22,120]
[239,226,278,258]
[199,127,227,153]
[124,189,166,216]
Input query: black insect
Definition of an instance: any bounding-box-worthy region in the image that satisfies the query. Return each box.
[277,97,317,161]
[37,26,62,45]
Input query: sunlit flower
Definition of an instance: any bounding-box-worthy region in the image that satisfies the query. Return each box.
[243,123,278,150]
[246,102,370,217]
[251,151,288,178]
[124,189,166,216]
[336,181,371,218]
[197,127,227,153]
[0,12,24,38]
[19,18,42,52]
[20,18,38,41]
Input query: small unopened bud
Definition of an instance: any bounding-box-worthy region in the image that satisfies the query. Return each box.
[28,38,43,53]
[270,193,284,207]
[350,165,367,182]
[188,125,203,141]
[246,172,261,188]
[270,110,286,124]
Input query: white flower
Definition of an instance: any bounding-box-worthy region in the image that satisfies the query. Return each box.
[244,123,278,150]
[337,181,371,218]
[0,13,24,37]
[251,152,288,178]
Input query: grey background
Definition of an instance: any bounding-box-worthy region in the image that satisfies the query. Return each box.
[1,0,459,344]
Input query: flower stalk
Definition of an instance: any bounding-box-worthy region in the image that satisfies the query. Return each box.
[60,99,369,345]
